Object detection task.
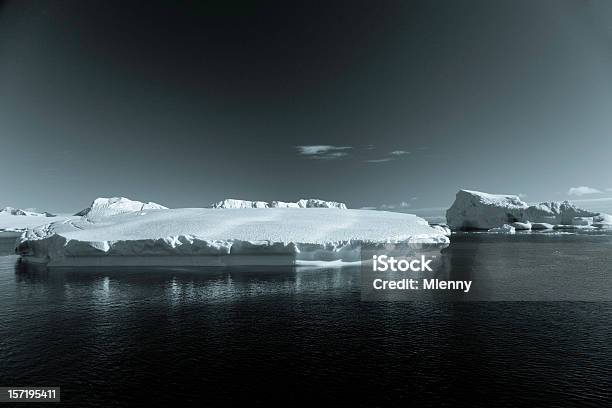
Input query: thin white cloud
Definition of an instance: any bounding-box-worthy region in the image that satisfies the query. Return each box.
[297,145,412,163]
[366,158,394,163]
[567,186,603,196]
[310,151,350,160]
[365,149,411,163]
[380,201,411,210]
[606,188,612,192]
[566,197,612,203]
[295,145,352,160]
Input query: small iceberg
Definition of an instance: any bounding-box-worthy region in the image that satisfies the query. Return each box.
[488,224,516,234]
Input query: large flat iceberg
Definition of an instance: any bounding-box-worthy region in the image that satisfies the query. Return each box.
[16,208,448,266]
[446,189,610,230]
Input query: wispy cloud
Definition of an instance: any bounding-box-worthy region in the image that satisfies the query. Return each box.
[362,200,417,210]
[567,186,603,196]
[568,197,612,203]
[380,201,411,210]
[366,158,394,163]
[365,149,410,163]
[297,145,413,163]
[295,145,352,160]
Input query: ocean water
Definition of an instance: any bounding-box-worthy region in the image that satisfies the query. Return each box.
[0,233,610,407]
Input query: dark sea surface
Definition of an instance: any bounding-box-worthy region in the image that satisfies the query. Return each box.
[0,233,610,407]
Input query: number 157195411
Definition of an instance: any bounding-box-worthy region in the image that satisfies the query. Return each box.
[0,387,60,402]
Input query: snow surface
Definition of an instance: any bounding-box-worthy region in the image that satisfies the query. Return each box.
[211,198,347,209]
[446,190,609,230]
[17,208,449,266]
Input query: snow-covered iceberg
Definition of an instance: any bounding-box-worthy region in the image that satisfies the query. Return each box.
[16,208,448,266]
[0,207,60,232]
[75,197,168,220]
[446,190,608,230]
[211,198,347,209]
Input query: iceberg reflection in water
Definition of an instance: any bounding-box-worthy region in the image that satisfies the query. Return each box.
[1,232,611,406]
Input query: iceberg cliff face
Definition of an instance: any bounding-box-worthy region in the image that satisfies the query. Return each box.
[446,190,604,230]
[75,197,168,220]
[16,208,448,266]
[211,198,347,209]
[446,190,528,230]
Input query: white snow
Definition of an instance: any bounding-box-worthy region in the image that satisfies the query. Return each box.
[446,190,605,230]
[75,197,168,220]
[211,198,347,209]
[17,208,448,266]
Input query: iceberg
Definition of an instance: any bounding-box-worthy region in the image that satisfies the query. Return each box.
[488,224,516,234]
[510,221,532,230]
[210,199,270,209]
[211,198,347,209]
[16,208,448,266]
[0,207,61,233]
[593,213,612,229]
[1,207,55,217]
[446,190,528,230]
[446,190,605,230]
[75,197,168,220]
[429,224,452,236]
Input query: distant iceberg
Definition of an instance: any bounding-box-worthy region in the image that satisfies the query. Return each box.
[16,207,448,266]
[446,189,611,230]
[1,207,55,217]
[0,207,61,233]
[211,198,347,209]
[488,224,516,234]
[75,197,168,220]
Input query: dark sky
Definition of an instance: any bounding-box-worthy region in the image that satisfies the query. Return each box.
[1,0,611,213]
